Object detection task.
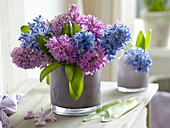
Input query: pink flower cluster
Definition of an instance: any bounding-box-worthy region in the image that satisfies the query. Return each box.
[45,35,77,64]
[51,4,107,38]
[77,45,109,75]
[10,47,51,69]
[24,108,57,127]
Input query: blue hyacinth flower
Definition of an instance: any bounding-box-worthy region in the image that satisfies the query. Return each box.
[71,30,97,56]
[18,15,53,50]
[99,23,131,61]
[125,47,152,73]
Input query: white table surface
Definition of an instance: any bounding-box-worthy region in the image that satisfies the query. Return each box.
[9,81,158,128]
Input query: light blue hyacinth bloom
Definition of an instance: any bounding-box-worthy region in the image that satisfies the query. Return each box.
[18,15,53,50]
[99,24,131,61]
[71,30,97,56]
[124,47,152,73]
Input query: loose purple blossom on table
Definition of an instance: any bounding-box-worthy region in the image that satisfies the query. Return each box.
[45,111,57,122]
[124,47,152,73]
[24,109,57,127]
[24,111,34,120]
[35,112,47,127]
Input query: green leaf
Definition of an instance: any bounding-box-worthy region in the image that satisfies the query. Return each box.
[84,112,104,122]
[96,99,121,114]
[20,25,30,34]
[69,65,84,100]
[38,35,54,60]
[145,29,152,50]
[61,21,73,37]
[84,98,139,122]
[40,62,63,82]
[46,74,50,85]
[62,21,81,37]
[68,20,73,37]
[102,98,139,122]
[65,65,75,82]
[123,42,133,51]
[72,22,81,34]
[84,99,121,122]
[136,31,145,49]
[62,24,70,36]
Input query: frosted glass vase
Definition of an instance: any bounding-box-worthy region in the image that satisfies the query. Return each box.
[117,57,148,92]
[50,66,101,116]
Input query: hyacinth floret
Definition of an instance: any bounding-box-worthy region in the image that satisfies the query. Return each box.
[68,4,81,24]
[71,30,96,56]
[77,45,109,75]
[51,5,83,37]
[99,23,131,61]
[51,13,70,37]
[18,15,52,50]
[45,35,77,64]
[80,14,107,38]
[10,47,51,69]
[124,47,152,73]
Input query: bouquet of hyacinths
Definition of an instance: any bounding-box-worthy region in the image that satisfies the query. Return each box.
[11,4,131,100]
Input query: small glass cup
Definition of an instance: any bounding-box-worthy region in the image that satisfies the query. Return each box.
[117,57,148,92]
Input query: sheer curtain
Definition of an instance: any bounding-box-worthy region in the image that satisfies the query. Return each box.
[0,0,27,93]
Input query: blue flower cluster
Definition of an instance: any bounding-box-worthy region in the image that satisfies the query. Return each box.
[19,15,53,50]
[125,47,152,73]
[71,30,96,56]
[99,24,131,61]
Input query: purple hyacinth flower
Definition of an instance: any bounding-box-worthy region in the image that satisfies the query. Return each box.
[10,47,51,69]
[35,111,47,127]
[45,35,77,64]
[45,111,57,122]
[24,111,34,120]
[77,45,109,75]
[51,12,70,37]
[51,4,84,36]
[80,14,107,38]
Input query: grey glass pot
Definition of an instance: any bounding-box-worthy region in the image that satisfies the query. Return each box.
[117,57,149,92]
[50,66,101,116]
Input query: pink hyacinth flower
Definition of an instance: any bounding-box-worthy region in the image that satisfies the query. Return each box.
[35,113,47,127]
[24,111,34,120]
[45,111,57,122]
[35,108,47,122]
[116,19,124,26]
